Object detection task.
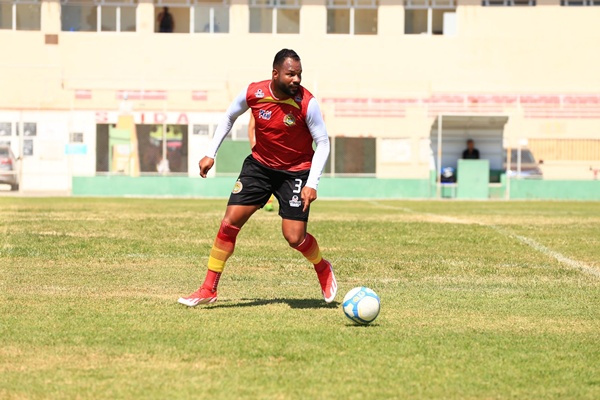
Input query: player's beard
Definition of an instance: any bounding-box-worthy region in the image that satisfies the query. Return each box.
[276,80,299,98]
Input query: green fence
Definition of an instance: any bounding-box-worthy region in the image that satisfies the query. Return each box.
[507,179,600,200]
[72,176,600,200]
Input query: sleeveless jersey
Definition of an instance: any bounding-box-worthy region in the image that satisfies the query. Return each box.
[246,80,315,172]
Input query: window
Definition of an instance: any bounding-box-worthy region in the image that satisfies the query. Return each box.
[154,1,190,32]
[0,1,41,30]
[70,132,84,143]
[96,123,189,174]
[193,124,210,136]
[249,0,300,34]
[61,1,96,31]
[194,0,229,33]
[404,0,455,35]
[23,139,33,156]
[482,0,535,5]
[23,122,37,136]
[61,0,137,32]
[561,0,599,5]
[327,0,377,35]
[325,137,376,175]
[0,122,11,136]
[151,0,229,33]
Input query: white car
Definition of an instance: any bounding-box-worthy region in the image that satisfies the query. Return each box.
[504,148,543,179]
[0,145,19,190]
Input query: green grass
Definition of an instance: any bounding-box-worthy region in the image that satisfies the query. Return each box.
[1,198,599,399]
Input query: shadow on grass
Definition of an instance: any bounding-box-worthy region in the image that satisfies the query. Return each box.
[205,298,340,309]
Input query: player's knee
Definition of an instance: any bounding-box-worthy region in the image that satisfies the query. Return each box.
[284,232,304,248]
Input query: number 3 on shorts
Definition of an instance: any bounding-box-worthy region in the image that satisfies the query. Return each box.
[293,178,302,194]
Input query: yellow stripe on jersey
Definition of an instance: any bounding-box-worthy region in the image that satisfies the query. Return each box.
[257,97,300,110]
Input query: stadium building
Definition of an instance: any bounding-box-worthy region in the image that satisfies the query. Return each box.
[1,0,599,199]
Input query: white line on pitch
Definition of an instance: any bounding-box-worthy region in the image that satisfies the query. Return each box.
[486,225,600,279]
[368,201,600,279]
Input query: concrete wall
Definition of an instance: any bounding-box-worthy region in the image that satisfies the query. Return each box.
[3,3,600,115]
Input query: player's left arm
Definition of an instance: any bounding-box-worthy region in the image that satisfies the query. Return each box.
[302,98,331,211]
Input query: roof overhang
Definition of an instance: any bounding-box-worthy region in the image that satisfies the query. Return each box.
[431,115,509,131]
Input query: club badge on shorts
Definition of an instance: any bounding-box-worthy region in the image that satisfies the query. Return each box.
[232,180,243,194]
[289,195,301,208]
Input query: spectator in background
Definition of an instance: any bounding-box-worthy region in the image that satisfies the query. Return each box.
[157,7,174,33]
[462,139,480,159]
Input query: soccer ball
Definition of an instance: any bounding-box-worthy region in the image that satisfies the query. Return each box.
[342,287,380,325]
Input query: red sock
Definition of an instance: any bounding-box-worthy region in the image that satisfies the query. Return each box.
[202,269,221,293]
[313,259,329,273]
[294,233,328,273]
[202,221,240,293]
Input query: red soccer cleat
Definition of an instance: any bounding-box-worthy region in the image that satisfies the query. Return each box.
[316,260,338,303]
[177,286,218,307]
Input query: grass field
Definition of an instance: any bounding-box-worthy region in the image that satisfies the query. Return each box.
[1,197,599,399]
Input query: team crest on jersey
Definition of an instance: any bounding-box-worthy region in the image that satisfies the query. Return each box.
[283,113,296,127]
[232,180,243,194]
[289,195,301,208]
[255,89,265,99]
[259,109,272,120]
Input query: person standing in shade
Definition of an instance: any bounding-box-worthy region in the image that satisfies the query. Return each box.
[462,139,480,159]
[157,7,174,33]
[178,49,337,307]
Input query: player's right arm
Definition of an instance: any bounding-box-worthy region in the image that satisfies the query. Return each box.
[199,88,249,178]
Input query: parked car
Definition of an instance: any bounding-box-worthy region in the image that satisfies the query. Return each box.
[0,145,19,190]
[504,148,543,179]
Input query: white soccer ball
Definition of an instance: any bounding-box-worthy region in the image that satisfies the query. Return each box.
[342,286,380,325]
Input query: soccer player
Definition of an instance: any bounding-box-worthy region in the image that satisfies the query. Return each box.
[178,49,337,306]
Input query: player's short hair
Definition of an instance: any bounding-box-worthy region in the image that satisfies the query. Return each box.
[273,49,300,69]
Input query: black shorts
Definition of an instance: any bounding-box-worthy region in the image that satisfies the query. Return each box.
[228,155,311,221]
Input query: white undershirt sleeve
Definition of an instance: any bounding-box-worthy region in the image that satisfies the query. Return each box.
[305,98,330,190]
[204,88,249,158]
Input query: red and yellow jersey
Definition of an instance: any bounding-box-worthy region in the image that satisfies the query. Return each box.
[246,80,315,172]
